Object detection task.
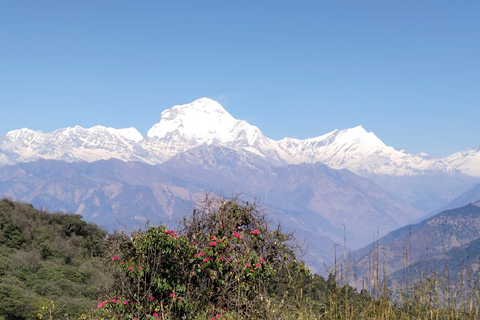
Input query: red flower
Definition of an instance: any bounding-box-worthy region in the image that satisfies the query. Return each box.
[113,256,118,261]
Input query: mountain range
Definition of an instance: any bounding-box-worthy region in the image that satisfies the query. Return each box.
[2,98,480,178]
[1,97,479,269]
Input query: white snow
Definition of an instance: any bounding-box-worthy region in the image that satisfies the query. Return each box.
[147,97,262,146]
[0,97,478,178]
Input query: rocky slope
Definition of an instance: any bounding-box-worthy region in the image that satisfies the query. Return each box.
[351,201,480,281]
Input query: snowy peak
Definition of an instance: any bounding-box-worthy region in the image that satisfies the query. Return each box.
[147,97,264,146]
[442,146,480,177]
[0,125,145,165]
[276,124,445,175]
[306,125,386,149]
[0,97,479,178]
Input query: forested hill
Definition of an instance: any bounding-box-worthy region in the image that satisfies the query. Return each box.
[351,201,480,281]
[0,198,111,319]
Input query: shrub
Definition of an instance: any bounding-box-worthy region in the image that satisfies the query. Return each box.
[99,195,309,319]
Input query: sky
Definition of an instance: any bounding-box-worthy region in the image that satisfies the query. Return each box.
[1,1,479,158]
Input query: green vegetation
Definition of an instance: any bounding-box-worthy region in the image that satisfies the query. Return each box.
[0,198,111,320]
[1,196,480,319]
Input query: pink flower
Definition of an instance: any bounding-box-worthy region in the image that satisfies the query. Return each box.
[193,241,197,245]
[211,236,216,241]
[218,257,223,261]
[149,296,154,301]
[128,266,133,271]
[203,258,208,262]
[260,258,264,262]
[200,252,205,257]
[113,256,118,261]
[153,312,158,317]
[170,292,175,298]
[178,296,182,300]
[173,233,178,237]
[216,314,221,318]
[254,229,259,235]
[246,264,250,268]
[195,253,198,257]
[166,230,171,234]
[209,241,216,246]
[123,300,127,305]
[256,263,261,268]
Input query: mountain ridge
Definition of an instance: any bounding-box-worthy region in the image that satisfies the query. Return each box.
[1,97,479,178]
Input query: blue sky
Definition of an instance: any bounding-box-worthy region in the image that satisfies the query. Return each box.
[1,1,479,158]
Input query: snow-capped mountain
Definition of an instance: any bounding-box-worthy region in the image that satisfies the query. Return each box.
[147,97,263,146]
[1,97,479,267]
[442,147,480,178]
[0,125,146,165]
[275,126,450,176]
[0,97,478,179]
[142,97,282,162]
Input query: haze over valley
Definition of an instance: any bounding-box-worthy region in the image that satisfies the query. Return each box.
[2,98,479,269]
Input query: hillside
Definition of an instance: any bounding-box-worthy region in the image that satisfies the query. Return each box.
[0,198,111,319]
[351,201,480,283]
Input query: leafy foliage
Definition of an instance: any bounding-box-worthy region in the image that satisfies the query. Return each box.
[0,198,111,320]
[99,195,309,319]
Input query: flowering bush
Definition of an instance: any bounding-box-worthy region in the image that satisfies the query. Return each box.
[98,195,308,319]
